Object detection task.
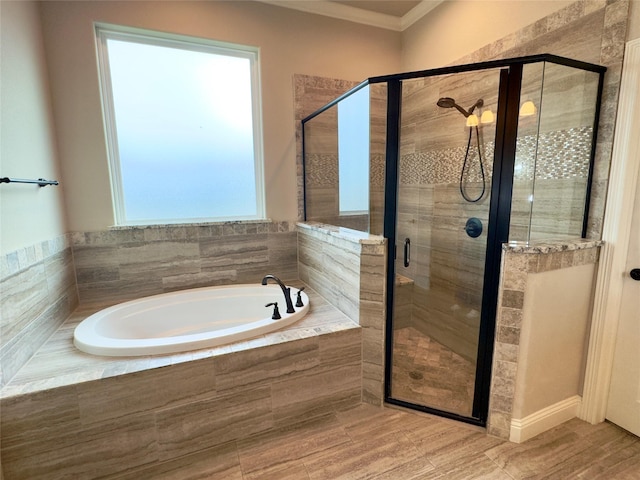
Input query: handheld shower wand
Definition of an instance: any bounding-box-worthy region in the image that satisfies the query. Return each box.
[436,96,487,203]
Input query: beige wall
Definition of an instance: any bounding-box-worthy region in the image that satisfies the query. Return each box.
[513,264,597,418]
[0,1,67,253]
[402,0,573,70]
[38,0,401,231]
[4,0,636,246]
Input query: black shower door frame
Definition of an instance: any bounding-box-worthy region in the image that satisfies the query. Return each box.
[378,55,605,426]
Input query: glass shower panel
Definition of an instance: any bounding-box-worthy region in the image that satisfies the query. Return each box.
[303,84,387,233]
[528,64,600,241]
[509,63,544,243]
[510,63,601,243]
[390,69,502,418]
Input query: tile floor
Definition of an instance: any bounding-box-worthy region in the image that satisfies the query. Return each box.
[107,403,640,479]
[392,327,476,417]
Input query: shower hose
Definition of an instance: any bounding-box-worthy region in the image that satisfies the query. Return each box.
[460,125,486,203]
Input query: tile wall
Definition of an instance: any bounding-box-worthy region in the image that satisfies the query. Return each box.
[294,74,360,223]
[297,223,387,405]
[0,235,78,386]
[295,75,387,234]
[455,0,629,239]
[72,221,298,306]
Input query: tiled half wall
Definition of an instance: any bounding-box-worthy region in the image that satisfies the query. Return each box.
[487,240,601,441]
[0,235,78,387]
[72,221,298,306]
[297,222,387,405]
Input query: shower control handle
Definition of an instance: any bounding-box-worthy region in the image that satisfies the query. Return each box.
[404,238,411,268]
[630,268,640,281]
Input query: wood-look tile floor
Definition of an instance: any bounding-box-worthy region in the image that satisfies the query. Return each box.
[392,327,476,417]
[109,403,640,480]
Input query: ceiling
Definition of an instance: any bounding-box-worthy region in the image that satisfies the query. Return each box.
[257,1,444,31]
[332,1,422,17]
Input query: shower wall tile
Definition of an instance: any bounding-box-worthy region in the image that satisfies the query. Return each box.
[73,221,298,306]
[296,75,387,233]
[294,74,360,222]
[454,0,629,240]
[0,235,78,387]
[487,239,602,440]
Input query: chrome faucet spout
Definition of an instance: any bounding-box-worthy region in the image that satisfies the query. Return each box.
[261,274,295,313]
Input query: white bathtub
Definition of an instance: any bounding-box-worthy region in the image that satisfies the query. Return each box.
[73,284,310,357]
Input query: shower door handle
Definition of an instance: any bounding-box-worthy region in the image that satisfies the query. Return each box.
[403,238,411,268]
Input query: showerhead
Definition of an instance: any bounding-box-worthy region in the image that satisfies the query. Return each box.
[436,97,485,118]
[436,97,457,109]
[436,97,470,117]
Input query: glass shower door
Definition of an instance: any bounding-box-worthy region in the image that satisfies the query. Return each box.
[389,69,503,419]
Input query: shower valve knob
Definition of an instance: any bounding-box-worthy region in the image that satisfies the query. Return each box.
[630,268,640,281]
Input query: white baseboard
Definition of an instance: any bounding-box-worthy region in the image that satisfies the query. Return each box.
[510,395,582,443]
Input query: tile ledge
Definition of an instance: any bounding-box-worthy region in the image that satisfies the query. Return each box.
[503,239,603,254]
[108,219,276,230]
[297,222,385,245]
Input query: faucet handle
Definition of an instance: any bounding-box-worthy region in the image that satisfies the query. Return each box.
[265,302,281,320]
[295,287,305,307]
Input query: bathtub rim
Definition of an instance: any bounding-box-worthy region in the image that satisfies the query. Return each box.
[73,283,310,357]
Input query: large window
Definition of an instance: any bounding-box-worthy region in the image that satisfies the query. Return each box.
[96,24,265,225]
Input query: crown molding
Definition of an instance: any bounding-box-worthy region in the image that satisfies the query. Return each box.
[257,1,443,32]
[401,0,443,30]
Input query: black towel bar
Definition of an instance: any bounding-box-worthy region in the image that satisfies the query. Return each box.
[0,177,59,187]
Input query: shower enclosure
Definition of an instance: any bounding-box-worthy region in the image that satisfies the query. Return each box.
[302,54,605,425]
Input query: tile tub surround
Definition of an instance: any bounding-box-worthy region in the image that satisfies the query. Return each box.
[297,222,387,406]
[0,234,79,387]
[487,239,602,441]
[0,286,363,479]
[72,220,298,306]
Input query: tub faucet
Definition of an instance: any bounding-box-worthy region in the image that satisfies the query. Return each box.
[261,274,295,314]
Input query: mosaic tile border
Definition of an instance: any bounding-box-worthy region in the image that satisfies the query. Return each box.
[397,127,593,186]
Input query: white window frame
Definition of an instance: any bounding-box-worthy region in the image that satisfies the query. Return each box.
[94,23,265,225]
